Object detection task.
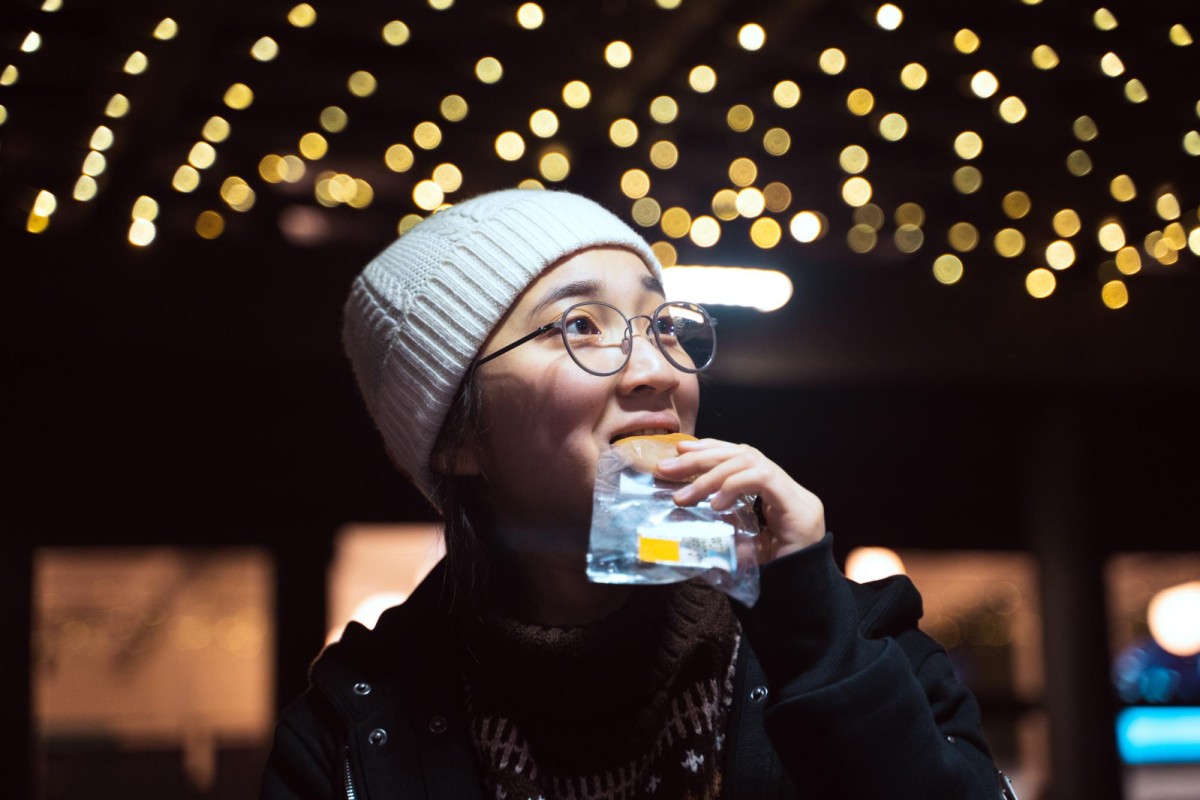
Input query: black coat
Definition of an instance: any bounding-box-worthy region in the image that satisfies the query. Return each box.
[262,534,1008,799]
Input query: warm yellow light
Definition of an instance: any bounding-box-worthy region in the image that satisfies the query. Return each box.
[251,36,279,61]
[948,222,979,252]
[1156,192,1181,220]
[440,95,468,122]
[1053,209,1082,237]
[259,155,286,184]
[879,113,908,141]
[89,125,114,151]
[662,267,793,311]
[539,151,569,182]
[288,3,316,27]
[172,165,200,192]
[609,118,638,147]
[1124,79,1148,103]
[202,116,231,143]
[517,3,544,29]
[385,143,414,172]
[1115,246,1141,275]
[728,157,757,187]
[842,176,872,207]
[1147,582,1200,656]
[846,547,905,582]
[661,206,692,239]
[1100,280,1128,309]
[224,83,254,110]
[790,210,824,243]
[414,121,442,149]
[0,105,6,126]
[998,96,1026,123]
[839,144,869,174]
[970,70,999,98]
[953,166,982,194]
[495,131,525,161]
[529,108,558,138]
[895,202,925,227]
[1002,191,1031,219]
[21,31,42,52]
[124,51,148,75]
[281,155,305,183]
[933,254,964,285]
[763,127,790,156]
[33,189,57,217]
[105,93,130,118]
[621,169,651,199]
[428,163,461,193]
[954,131,983,159]
[129,196,158,222]
[650,96,678,124]
[773,80,801,108]
[429,0,454,9]
[954,29,980,54]
[632,198,661,227]
[0,65,17,86]
[1073,115,1099,141]
[656,0,682,8]
[689,215,721,247]
[297,132,327,160]
[994,228,1025,257]
[605,40,633,68]
[475,57,503,84]
[1045,239,1075,269]
[1100,52,1125,77]
[763,182,792,213]
[1190,228,1200,256]
[382,20,410,45]
[1093,8,1118,31]
[1098,221,1126,251]
[41,0,62,10]
[221,176,255,211]
[563,80,591,108]
[1183,131,1200,156]
[712,189,739,220]
[26,211,49,234]
[196,210,225,239]
[847,224,878,253]
[749,217,782,248]
[847,88,874,116]
[413,180,444,210]
[651,241,676,267]
[649,141,679,169]
[153,18,178,40]
[894,224,924,253]
[727,104,754,132]
[875,4,903,30]
[1031,44,1059,69]
[899,62,927,90]
[689,65,717,93]
[818,48,846,75]
[398,214,424,235]
[1026,268,1056,298]
[319,106,348,133]
[73,175,98,201]
[128,218,156,247]
[81,150,107,176]
[1066,150,1093,176]
[738,23,766,51]
[1169,24,1193,46]
[348,71,377,97]
[736,187,766,218]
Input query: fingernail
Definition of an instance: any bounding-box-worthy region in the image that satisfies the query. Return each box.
[659,457,679,468]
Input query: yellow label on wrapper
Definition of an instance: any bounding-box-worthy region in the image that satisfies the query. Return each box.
[636,521,736,571]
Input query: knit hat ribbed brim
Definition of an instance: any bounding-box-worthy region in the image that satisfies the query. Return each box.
[343,189,662,507]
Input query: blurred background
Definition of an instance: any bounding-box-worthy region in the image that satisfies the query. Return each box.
[3,0,1199,798]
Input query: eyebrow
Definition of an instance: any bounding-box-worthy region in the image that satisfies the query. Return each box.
[527,274,665,321]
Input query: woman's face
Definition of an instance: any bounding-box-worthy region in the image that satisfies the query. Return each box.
[469,246,700,546]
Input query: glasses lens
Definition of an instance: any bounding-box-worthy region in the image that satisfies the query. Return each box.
[654,302,715,372]
[561,303,629,375]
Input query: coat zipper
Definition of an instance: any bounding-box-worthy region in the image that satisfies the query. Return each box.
[342,746,357,800]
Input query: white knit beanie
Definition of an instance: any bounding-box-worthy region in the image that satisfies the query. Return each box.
[343,188,662,507]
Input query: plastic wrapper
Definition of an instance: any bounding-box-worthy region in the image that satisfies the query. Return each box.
[585,441,761,606]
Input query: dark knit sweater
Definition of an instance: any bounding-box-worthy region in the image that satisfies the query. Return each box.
[462,582,739,800]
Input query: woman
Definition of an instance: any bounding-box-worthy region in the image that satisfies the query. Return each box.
[262,189,1011,799]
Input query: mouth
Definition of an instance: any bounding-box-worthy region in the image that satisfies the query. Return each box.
[609,427,676,444]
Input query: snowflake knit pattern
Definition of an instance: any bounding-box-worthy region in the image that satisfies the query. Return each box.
[462,581,740,800]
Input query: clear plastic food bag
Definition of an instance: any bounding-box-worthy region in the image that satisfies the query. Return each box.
[585,441,761,606]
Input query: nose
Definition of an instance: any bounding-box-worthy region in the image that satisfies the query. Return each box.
[617,326,680,394]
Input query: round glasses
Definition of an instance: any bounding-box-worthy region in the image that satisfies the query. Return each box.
[475,300,717,376]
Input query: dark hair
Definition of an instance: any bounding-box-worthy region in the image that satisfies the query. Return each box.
[429,367,492,611]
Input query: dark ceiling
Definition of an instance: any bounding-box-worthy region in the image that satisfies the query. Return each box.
[4,0,1200,553]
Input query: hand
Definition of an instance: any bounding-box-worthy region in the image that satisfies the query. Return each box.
[657,438,826,562]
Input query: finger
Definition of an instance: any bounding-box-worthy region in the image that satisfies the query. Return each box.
[657,444,747,480]
[672,454,765,507]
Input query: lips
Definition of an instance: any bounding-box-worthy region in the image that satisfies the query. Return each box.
[609,422,679,444]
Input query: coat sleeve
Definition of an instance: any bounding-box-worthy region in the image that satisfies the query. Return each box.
[732,533,1001,799]
[260,690,346,800]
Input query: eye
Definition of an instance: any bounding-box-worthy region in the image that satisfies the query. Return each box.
[563,313,602,337]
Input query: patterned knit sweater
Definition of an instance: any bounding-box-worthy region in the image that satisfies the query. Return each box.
[460,582,740,800]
